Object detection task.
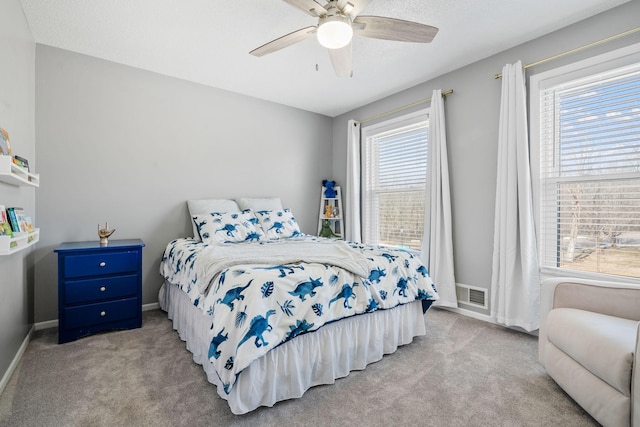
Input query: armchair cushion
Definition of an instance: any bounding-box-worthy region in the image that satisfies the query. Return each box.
[546,308,636,396]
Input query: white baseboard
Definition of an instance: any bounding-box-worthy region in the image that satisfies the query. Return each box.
[34,319,58,331]
[0,325,34,396]
[142,302,160,311]
[437,305,496,323]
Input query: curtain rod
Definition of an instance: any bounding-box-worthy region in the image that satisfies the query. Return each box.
[494,25,640,79]
[355,89,454,125]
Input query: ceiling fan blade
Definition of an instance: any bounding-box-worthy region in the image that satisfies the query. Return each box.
[328,42,353,77]
[282,0,328,17]
[250,26,317,57]
[337,0,373,17]
[354,16,438,42]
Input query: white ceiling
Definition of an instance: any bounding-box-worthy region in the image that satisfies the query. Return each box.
[19,0,628,117]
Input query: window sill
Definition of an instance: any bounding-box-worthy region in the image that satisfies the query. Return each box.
[539,266,640,286]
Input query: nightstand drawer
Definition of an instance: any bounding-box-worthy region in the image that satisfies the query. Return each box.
[64,274,138,305]
[64,251,139,278]
[64,297,138,329]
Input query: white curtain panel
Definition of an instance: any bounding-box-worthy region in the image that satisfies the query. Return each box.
[490,61,540,332]
[345,119,362,242]
[421,89,457,308]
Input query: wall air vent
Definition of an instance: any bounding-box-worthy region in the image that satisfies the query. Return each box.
[455,284,488,309]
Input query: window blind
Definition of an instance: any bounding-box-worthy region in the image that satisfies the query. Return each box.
[539,63,640,278]
[362,121,428,250]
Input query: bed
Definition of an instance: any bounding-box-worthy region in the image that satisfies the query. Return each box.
[158,197,439,414]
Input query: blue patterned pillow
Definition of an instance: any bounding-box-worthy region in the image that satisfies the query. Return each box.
[192,210,265,244]
[255,208,302,239]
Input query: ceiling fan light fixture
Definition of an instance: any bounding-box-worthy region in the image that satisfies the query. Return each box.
[317,15,353,49]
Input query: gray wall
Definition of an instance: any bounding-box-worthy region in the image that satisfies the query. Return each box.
[33,46,333,322]
[0,0,36,380]
[17,0,640,329]
[332,1,640,315]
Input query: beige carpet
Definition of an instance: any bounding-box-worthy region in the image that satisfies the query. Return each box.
[0,308,596,427]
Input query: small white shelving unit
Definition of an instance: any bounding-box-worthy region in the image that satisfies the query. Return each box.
[317,186,344,239]
[0,155,41,255]
[0,155,39,187]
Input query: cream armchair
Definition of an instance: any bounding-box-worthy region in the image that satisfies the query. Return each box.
[539,278,640,427]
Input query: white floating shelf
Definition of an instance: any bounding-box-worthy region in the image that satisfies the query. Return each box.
[0,229,40,255]
[0,155,39,187]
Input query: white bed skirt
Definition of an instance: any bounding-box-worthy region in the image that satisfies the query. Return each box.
[159,281,427,414]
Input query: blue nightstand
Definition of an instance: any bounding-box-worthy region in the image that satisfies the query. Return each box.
[55,239,145,344]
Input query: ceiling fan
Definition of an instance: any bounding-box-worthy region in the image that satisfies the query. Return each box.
[249,0,439,77]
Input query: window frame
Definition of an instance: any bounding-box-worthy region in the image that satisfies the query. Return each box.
[360,108,430,251]
[529,42,640,284]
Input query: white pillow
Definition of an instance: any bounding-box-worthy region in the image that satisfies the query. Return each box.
[192,210,265,244]
[236,197,283,212]
[255,208,302,240]
[187,199,240,240]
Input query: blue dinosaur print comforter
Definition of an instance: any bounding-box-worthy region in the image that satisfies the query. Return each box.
[160,234,439,394]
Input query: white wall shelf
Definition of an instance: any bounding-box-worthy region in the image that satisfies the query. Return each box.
[0,154,41,255]
[0,155,39,187]
[0,229,40,255]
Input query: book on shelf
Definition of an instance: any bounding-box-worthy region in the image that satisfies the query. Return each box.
[6,207,25,233]
[13,155,29,171]
[23,216,34,233]
[16,209,30,233]
[0,205,14,237]
[0,128,12,157]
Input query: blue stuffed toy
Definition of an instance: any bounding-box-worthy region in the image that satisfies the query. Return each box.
[322,180,337,198]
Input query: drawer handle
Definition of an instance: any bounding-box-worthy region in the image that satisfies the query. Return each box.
[99,286,106,292]
[99,262,106,267]
[100,311,106,317]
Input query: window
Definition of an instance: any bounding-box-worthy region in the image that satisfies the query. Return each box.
[532,46,640,279]
[361,111,429,250]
